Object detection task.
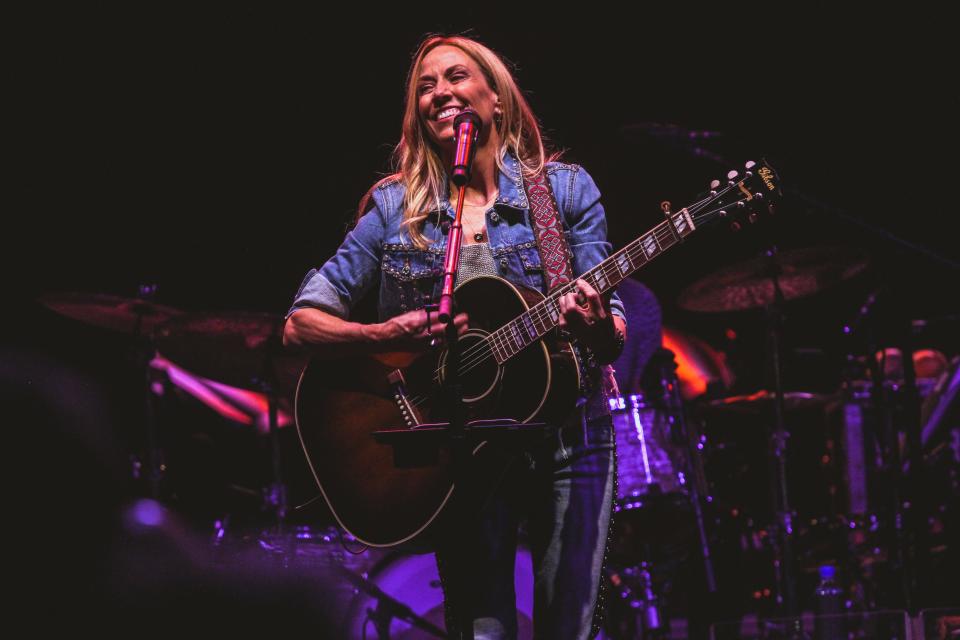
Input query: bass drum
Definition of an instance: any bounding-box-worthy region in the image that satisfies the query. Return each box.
[343,547,534,639]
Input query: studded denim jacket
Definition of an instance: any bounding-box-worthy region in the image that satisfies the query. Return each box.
[288,152,625,327]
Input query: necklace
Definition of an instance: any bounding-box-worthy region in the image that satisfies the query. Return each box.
[463,216,486,243]
[455,190,497,243]
[454,189,499,209]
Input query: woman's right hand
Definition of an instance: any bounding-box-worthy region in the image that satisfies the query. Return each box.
[378,309,469,351]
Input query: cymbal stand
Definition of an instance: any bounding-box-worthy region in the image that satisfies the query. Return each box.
[898,319,928,611]
[136,284,164,500]
[874,315,926,611]
[653,349,717,595]
[762,248,803,636]
[256,335,288,532]
[852,284,927,611]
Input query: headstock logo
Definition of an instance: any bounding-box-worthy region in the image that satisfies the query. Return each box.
[759,167,776,191]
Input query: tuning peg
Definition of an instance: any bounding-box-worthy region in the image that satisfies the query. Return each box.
[745,160,756,170]
[748,212,759,224]
[727,170,738,180]
[730,221,742,232]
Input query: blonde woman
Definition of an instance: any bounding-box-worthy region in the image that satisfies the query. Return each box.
[285,35,628,639]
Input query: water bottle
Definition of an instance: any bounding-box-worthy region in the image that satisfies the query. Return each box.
[813,564,845,640]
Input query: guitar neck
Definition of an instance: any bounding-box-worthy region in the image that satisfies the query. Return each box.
[486,209,696,364]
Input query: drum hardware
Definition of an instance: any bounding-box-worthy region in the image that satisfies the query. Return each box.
[757,246,804,632]
[342,546,535,640]
[920,355,959,451]
[153,310,307,528]
[605,347,718,637]
[682,246,813,633]
[339,561,448,640]
[38,286,181,499]
[841,291,934,612]
[644,348,716,590]
[604,562,666,640]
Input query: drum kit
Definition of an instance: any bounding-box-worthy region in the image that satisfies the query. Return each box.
[36,241,958,639]
[601,245,959,638]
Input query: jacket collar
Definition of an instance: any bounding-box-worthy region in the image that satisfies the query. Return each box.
[432,149,530,218]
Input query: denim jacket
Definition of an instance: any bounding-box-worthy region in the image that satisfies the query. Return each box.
[288,152,625,327]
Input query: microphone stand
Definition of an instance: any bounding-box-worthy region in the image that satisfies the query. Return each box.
[336,566,447,639]
[435,112,476,640]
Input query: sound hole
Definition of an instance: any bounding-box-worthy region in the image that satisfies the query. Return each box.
[439,330,501,402]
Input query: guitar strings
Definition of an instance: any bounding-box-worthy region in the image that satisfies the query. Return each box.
[406,189,746,408]
[446,185,736,375]
[433,194,740,387]
[445,187,726,371]
[405,184,750,408]
[447,197,748,384]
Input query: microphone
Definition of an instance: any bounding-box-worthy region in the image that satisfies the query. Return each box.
[450,109,482,187]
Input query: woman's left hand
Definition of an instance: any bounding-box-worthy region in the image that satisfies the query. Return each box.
[558,278,617,351]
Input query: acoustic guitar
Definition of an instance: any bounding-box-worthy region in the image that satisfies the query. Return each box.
[294,160,781,546]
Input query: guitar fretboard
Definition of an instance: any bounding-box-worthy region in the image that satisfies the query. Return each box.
[486,209,695,364]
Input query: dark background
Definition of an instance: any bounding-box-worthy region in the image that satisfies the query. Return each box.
[11,4,957,312]
[11,3,958,398]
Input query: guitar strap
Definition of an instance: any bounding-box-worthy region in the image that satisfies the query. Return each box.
[522,170,574,291]
[523,167,619,385]
[524,168,618,638]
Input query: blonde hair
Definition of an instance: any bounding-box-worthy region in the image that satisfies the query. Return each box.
[359,35,558,248]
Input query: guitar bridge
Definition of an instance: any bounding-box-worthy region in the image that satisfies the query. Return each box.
[388,369,423,427]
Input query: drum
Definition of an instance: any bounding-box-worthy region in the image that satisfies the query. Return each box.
[609,393,699,564]
[343,547,534,639]
[695,385,842,524]
[610,393,688,502]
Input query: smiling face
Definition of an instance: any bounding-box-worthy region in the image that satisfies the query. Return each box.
[416,45,500,154]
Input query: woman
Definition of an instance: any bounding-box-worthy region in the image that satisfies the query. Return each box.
[284,35,628,639]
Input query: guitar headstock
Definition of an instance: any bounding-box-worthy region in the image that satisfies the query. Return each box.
[690,159,781,232]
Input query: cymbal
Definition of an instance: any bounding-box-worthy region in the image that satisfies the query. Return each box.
[37,291,182,335]
[704,389,838,413]
[678,246,869,313]
[154,311,306,395]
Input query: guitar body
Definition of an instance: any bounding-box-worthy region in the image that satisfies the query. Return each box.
[295,276,580,547]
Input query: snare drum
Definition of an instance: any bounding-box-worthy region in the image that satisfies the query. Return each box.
[610,393,687,502]
[609,393,699,563]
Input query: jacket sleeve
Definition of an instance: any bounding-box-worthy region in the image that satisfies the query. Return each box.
[561,165,626,324]
[286,197,386,320]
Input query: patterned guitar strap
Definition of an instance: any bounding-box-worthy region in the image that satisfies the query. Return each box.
[523,168,616,636]
[523,170,574,290]
[523,169,619,394]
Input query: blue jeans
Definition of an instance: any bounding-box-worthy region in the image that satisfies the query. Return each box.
[435,415,615,640]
